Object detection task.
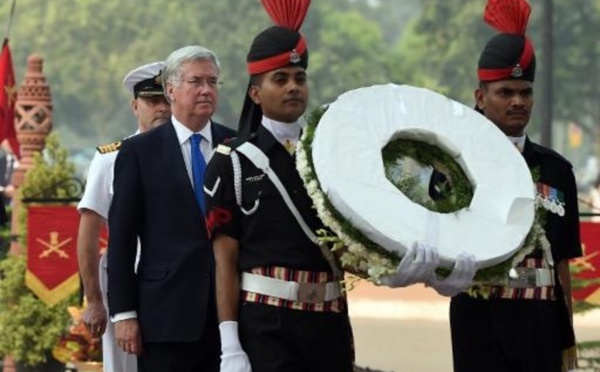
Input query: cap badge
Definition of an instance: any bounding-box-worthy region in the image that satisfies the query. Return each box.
[290,49,301,64]
[511,64,523,78]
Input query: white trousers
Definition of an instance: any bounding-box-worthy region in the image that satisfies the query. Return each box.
[99,253,137,372]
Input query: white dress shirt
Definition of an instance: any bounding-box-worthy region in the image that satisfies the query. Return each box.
[508,134,526,153]
[171,115,214,189]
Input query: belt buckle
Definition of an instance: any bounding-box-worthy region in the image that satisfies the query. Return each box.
[297,282,326,304]
[508,267,537,288]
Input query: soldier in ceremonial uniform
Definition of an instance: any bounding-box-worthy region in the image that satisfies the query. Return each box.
[449,1,582,371]
[77,61,170,372]
[205,2,477,370]
[203,1,355,371]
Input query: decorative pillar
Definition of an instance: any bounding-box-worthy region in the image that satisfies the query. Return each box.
[2,55,54,372]
[3,54,53,372]
[8,53,52,255]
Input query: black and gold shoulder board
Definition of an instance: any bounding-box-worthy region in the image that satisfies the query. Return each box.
[96,141,122,154]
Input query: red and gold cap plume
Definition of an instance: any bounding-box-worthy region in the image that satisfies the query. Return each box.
[262,0,310,32]
[478,0,536,82]
[246,0,311,75]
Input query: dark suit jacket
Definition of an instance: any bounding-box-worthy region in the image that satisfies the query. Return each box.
[0,153,12,222]
[0,152,14,206]
[0,153,8,186]
[107,120,235,343]
[0,202,6,226]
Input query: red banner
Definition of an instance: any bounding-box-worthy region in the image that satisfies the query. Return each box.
[26,205,81,306]
[571,221,600,305]
[0,38,21,158]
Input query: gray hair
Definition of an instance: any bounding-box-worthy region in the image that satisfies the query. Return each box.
[162,45,221,90]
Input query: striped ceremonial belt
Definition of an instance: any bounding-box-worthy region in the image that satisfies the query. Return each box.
[241,266,345,313]
[488,258,556,301]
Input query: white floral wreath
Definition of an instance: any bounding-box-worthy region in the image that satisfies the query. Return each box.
[297,84,550,288]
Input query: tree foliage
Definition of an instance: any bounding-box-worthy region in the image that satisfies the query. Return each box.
[1,0,598,159]
[0,0,418,150]
[394,0,600,147]
[0,133,78,366]
[20,133,77,201]
[0,255,74,366]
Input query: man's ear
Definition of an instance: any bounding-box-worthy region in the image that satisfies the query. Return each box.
[248,85,261,105]
[474,88,484,111]
[166,83,175,102]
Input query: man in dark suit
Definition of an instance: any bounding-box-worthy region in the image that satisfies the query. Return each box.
[107,45,235,372]
[0,139,17,206]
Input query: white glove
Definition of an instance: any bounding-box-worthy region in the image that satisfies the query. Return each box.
[219,321,252,372]
[379,242,439,288]
[427,252,477,297]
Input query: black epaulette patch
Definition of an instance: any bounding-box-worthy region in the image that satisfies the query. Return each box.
[96,141,122,154]
[216,134,254,155]
[531,142,572,168]
[222,136,236,145]
[228,133,257,150]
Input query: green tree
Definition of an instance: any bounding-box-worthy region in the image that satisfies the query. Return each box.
[8,0,596,158]
[551,0,600,131]
[390,0,493,103]
[308,4,391,107]
[1,0,411,151]
[0,133,78,366]
[392,0,600,153]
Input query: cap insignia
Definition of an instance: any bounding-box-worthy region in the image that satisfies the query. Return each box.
[290,49,301,64]
[511,64,523,78]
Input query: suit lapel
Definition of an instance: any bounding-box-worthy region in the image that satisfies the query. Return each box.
[522,136,539,169]
[210,121,229,148]
[160,121,205,223]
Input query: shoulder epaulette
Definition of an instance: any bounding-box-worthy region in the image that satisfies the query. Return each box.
[530,142,572,168]
[216,144,231,155]
[214,134,257,156]
[215,135,246,156]
[228,133,257,150]
[96,141,122,154]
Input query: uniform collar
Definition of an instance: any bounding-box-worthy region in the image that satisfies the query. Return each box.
[256,116,302,154]
[521,135,540,165]
[507,134,526,153]
[256,124,279,153]
[260,116,301,146]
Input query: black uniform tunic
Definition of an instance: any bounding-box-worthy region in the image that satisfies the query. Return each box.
[204,124,354,372]
[450,137,582,372]
[205,125,332,272]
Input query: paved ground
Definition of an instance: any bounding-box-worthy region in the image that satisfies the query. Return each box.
[2,280,596,372]
[348,281,600,372]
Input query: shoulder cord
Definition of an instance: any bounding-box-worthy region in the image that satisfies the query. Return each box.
[230,150,260,215]
[235,142,342,279]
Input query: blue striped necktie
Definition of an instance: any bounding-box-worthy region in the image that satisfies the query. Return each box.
[190,133,206,213]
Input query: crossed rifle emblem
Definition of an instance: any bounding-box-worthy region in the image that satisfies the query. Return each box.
[37,232,72,259]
